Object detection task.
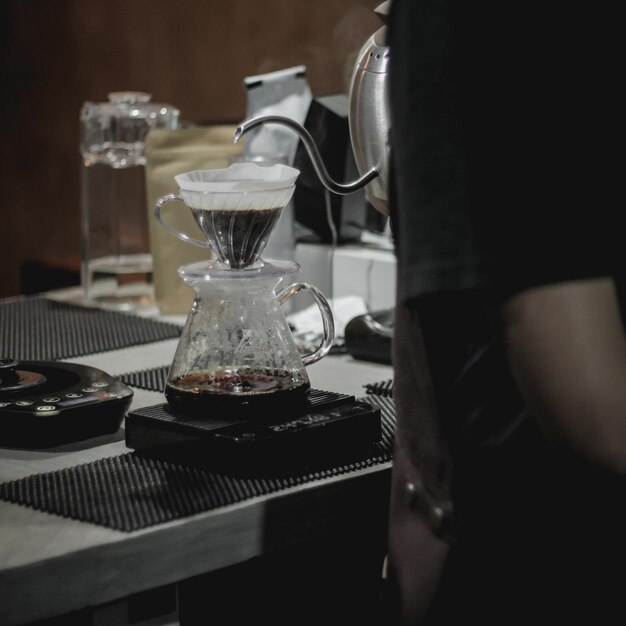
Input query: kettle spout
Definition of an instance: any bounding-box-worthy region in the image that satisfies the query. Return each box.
[233,115,379,196]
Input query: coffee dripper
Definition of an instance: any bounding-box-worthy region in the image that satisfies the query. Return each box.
[154,163,335,414]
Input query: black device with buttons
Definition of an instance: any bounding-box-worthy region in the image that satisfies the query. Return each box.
[0,358,133,448]
[125,392,382,470]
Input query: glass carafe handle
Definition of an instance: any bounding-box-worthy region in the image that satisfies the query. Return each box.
[277,282,335,366]
[154,194,211,249]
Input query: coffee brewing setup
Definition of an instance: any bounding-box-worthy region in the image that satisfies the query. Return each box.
[124,162,381,462]
[155,163,335,406]
[124,2,392,461]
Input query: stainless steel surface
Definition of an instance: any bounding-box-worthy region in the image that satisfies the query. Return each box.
[348,23,390,212]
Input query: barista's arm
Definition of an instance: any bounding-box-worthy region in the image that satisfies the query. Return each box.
[500,276,626,475]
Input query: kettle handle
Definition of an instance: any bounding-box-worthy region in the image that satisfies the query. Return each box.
[154,194,211,249]
[277,282,335,366]
[234,115,379,196]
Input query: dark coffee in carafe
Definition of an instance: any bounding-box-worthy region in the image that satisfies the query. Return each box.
[165,366,310,414]
[192,207,282,268]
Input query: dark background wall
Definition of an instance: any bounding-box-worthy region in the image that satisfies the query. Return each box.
[0,0,381,298]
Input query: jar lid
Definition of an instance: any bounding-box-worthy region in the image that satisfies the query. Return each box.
[83,91,180,120]
[80,92,181,163]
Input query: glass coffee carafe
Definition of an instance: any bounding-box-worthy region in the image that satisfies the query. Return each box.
[154,163,335,414]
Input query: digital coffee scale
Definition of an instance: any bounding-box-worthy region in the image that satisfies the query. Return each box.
[125,389,382,470]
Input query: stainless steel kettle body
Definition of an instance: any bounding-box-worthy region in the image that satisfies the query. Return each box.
[234,2,390,214]
[348,10,390,214]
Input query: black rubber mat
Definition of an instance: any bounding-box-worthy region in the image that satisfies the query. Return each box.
[0,296,181,361]
[119,365,170,392]
[0,396,395,532]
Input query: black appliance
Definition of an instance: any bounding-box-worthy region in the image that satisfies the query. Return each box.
[293,94,385,243]
[344,308,394,365]
[0,358,133,447]
[125,390,381,470]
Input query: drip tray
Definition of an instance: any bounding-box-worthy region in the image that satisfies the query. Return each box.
[125,390,382,472]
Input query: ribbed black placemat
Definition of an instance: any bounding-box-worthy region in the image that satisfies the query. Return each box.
[119,365,170,392]
[0,296,182,360]
[0,396,394,532]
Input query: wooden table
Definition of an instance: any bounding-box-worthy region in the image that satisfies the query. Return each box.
[0,300,394,625]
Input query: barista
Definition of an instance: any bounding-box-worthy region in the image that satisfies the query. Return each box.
[383,1,625,623]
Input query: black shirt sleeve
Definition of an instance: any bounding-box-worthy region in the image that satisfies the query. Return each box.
[387,0,619,305]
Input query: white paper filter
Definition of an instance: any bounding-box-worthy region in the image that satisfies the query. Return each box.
[176,163,299,210]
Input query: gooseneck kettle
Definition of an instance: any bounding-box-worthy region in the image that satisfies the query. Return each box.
[234,1,391,215]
